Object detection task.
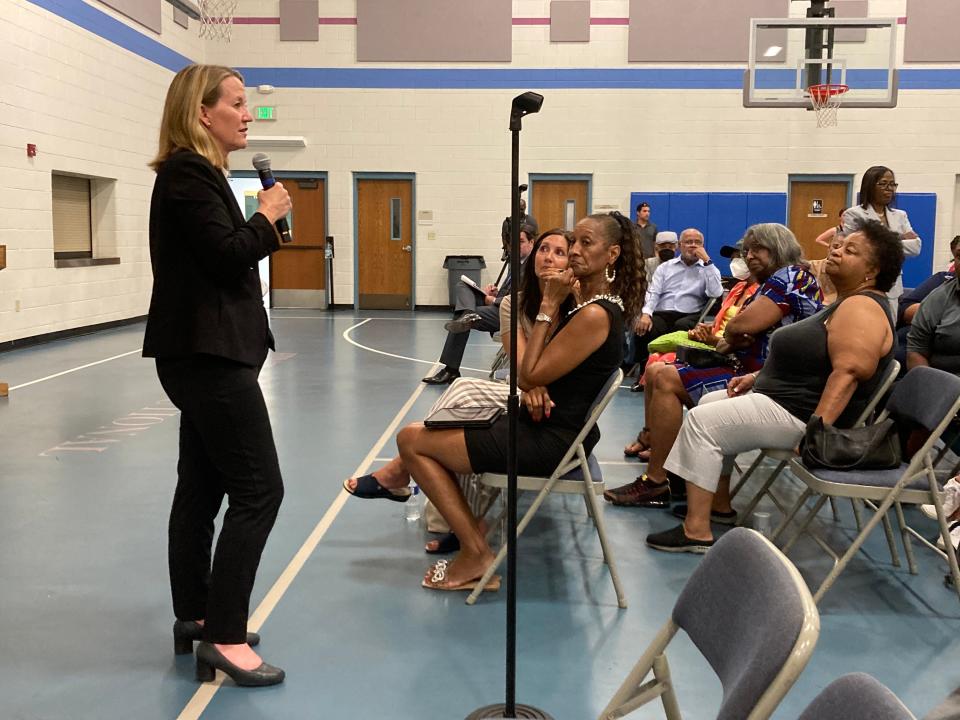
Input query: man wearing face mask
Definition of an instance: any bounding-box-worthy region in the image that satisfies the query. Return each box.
[628,228,723,388]
[720,242,751,282]
[646,231,679,278]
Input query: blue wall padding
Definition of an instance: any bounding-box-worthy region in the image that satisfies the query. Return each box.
[631,190,935,283]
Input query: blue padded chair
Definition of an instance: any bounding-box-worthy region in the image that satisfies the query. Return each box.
[598,528,819,720]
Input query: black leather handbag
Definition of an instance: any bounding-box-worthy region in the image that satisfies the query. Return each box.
[675,345,737,369]
[800,415,902,471]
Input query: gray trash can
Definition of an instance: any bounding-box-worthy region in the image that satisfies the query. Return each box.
[443,255,487,308]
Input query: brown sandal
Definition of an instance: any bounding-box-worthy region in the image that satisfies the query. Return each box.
[623,428,652,458]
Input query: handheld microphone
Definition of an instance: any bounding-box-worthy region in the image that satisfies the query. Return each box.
[251,153,292,243]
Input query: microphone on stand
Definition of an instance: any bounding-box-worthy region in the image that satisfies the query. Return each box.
[251,153,293,243]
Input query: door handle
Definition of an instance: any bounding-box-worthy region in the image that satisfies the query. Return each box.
[401,245,412,253]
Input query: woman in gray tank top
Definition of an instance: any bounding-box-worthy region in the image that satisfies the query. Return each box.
[647,219,904,554]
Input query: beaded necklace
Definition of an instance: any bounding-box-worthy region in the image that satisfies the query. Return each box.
[567,294,624,316]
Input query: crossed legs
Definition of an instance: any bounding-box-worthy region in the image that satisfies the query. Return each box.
[396,424,495,586]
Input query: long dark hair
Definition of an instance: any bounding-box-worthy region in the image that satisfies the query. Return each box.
[859,165,895,209]
[519,228,574,325]
[586,212,647,321]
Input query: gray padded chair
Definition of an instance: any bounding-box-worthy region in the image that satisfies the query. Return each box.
[598,528,819,720]
[467,369,627,608]
[784,366,960,604]
[796,673,915,720]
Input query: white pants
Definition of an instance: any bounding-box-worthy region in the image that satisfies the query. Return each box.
[664,390,806,494]
[423,377,510,532]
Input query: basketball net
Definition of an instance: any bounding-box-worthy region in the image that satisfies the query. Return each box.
[198,0,237,42]
[808,84,848,128]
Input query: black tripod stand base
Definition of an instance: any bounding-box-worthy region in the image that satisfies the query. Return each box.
[465,704,554,719]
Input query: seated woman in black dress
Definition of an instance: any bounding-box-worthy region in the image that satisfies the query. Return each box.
[397,212,646,591]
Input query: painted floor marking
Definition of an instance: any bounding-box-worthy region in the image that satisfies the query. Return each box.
[341,319,487,374]
[9,348,143,391]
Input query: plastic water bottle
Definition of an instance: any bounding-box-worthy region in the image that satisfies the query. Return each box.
[752,511,773,540]
[405,485,422,522]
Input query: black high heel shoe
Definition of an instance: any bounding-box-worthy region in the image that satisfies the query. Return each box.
[173,620,260,655]
[195,641,285,686]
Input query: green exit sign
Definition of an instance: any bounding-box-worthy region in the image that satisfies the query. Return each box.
[255,106,276,121]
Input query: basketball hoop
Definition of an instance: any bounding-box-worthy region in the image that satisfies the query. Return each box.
[198,0,237,42]
[807,83,848,127]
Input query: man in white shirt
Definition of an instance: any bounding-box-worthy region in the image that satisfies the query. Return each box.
[628,228,723,385]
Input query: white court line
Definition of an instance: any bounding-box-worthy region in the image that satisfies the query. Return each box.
[175,370,437,720]
[341,319,487,374]
[9,348,143,391]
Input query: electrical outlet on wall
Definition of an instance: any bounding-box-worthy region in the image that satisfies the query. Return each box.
[14,300,20,312]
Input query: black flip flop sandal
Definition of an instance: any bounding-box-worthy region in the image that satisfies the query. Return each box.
[343,474,411,503]
[425,532,460,554]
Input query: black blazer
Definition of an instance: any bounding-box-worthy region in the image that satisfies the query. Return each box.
[143,150,279,367]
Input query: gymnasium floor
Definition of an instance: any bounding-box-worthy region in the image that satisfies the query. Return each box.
[1,309,957,720]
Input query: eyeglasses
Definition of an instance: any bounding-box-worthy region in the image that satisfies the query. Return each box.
[876,182,899,189]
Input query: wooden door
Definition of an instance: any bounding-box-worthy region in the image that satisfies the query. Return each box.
[357,179,413,309]
[531,179,589,232]
[271,178,326,308]
[788,180,849,260]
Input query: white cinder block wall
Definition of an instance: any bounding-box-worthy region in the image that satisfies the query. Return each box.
[2,0,959,342]
[1,0,203,344]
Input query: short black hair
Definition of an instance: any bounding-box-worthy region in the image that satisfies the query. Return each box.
[951,235,960,252]
[852,218,904,293]
[635,202,650,214]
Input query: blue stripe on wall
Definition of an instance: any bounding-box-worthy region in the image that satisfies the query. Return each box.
[238,67,960,90]
[23,1,960,92]
[25,0,194,72]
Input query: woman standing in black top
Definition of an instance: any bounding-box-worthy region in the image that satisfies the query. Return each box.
[646,219,903,554]
[397,212,645,592]
[144,65,290,686]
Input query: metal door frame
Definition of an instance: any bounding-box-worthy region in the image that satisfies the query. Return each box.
[230,170,328,308]
[353,172,417,309]
[528,173,593,228]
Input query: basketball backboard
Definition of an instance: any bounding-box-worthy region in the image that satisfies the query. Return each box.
[743,15,898,109]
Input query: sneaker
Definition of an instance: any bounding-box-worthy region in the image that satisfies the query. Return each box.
[671,504,739,526]
[603,475,670,507]
[646,524,714,554]
[935,521,960,552]
[921,477,960,520]
[444,313,482,334]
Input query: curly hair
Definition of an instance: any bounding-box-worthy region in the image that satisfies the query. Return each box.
[850,218,904,293]
[519,228,574,324]
[586,212,646,320]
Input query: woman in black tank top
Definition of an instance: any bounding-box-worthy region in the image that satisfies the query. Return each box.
[397,212,646,591]
[647,218,906,554]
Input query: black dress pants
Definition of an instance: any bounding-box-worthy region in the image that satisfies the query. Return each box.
[438,282,501,371]
[629,310,702,367]
[156,354,284,644]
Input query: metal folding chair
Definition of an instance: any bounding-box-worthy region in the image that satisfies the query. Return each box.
[598,528,819,720]
[732,360,901,554]
[783,366,960,604]
[466,369,626,607]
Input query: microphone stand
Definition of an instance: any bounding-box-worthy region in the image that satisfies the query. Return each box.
[465,91,551,720]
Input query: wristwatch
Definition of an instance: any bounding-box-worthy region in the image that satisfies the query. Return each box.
[535,312,553,324]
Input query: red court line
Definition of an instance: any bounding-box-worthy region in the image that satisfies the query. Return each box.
[232,15,904,27]
[232,17,357,25]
